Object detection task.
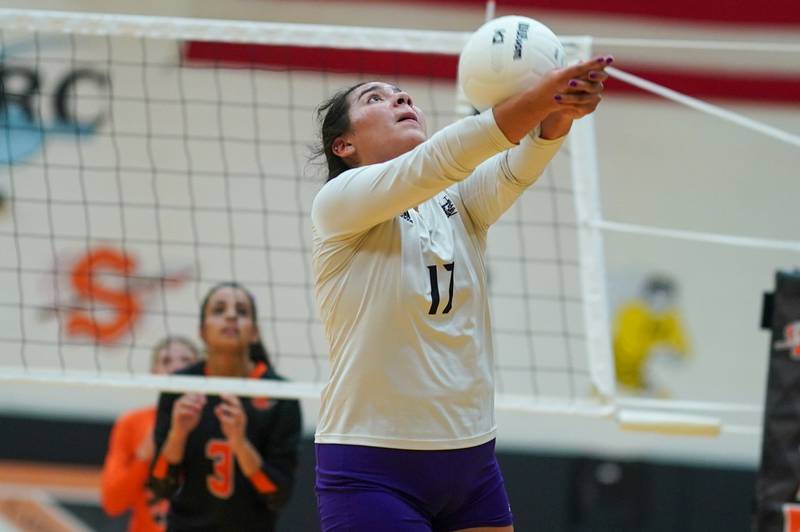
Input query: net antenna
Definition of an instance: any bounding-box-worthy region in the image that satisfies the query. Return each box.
[484,1,496,23]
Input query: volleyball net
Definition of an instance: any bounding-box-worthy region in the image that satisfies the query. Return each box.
[0,9,796,438]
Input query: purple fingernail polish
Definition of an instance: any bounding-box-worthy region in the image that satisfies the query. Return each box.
[589,72,597,79]
[569,80,578,87]
[605,56,614,64]
[555,94,562,101]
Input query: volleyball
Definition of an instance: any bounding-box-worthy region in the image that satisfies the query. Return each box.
[458,15,567,111]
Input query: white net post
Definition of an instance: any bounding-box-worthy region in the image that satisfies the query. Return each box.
[567,36,616,402]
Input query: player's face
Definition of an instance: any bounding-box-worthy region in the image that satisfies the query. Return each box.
[201,287,260,355]
[336,82,427,166]
[152,341,197,375]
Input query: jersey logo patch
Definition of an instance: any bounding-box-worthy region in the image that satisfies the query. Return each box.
[440,195,458,218]
[400,211,413,224]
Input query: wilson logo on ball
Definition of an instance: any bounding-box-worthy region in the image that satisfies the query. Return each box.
[512,22,529,60]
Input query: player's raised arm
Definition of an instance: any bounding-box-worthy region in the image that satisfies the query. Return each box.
[493,55,612,143]
[457,57,610,230]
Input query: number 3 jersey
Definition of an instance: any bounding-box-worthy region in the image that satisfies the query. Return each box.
[311,109,565,450]
[149,361,302,532]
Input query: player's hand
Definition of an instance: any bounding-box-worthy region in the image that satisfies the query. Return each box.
[170,393,206,437]
[494,55,612,144]
[537,56,611,138]
[215,394,247,446]
[548,55,611,119]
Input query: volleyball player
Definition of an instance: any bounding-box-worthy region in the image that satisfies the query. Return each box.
[101,337,199,532]
[149,282,302,532]
[311,57,612,531]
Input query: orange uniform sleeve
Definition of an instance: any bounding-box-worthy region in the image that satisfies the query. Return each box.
[100,411,153,516]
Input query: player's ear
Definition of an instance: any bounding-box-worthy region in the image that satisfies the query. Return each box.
[332,135,355,159]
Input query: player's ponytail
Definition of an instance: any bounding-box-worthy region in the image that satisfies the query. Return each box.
[248,340,271,367]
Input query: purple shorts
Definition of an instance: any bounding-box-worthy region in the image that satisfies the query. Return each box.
[315,439,513,532]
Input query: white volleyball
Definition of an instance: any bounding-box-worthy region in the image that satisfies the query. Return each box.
[458,15,566,111]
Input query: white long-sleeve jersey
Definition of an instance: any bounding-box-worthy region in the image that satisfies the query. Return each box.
[311,109,565,450]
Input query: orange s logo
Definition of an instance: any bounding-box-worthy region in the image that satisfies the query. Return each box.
[65,247,141,344]
[206,439,234,499]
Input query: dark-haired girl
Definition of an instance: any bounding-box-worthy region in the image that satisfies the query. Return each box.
[312,58,612,531]
[149,282,301,532]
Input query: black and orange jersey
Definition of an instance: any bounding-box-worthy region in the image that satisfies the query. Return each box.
[149,361,302,532]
